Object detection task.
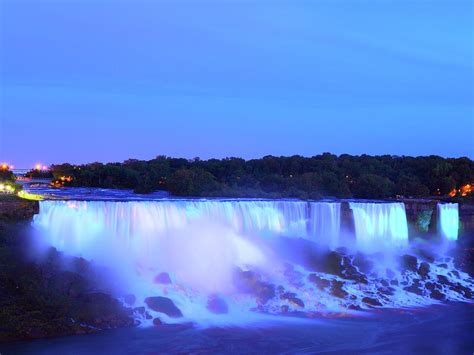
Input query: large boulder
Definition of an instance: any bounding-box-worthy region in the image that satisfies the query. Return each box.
[145,296,183,318]
[417,262,430,279]
[308,274,331,290]
[280,292,304,308]
[362,297,382,307]
[401,255,418,272]
[330,280,348,298]
[233,269,275,304]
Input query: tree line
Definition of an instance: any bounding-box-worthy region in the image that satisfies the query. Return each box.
[47,154,474,200]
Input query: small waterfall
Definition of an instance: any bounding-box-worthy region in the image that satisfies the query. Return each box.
[349,202,409,250]
[438,203,459,241]
[308,202,341,247]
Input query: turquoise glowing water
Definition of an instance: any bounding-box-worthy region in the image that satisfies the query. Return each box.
[438,203,459,241]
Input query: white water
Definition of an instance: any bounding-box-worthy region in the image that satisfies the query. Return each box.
[349,202,409,250]
[438,203,459,241]
[31,198,470,324]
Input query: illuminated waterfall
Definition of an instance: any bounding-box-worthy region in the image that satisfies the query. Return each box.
[349,202,409,250]
[308,202,341,247]
[438,203,459,241]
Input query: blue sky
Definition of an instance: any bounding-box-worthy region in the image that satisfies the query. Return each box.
[0,0,473,167]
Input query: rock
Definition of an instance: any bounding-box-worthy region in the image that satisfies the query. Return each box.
[362,297,382,307]
[280,305,289,313]
[280,292,305,308]
[437,275,451,286]
[353,254,373,274]
[404,285,423,296]
[401,255,418,272]
[390,279,399,286]
[207,296,229,314]
[124,294,136,305]
[154,272,172,285]
[417,262,430,279]
[233,269,275,304]
[449,270,460,278]
[438,263,448,268]
[378,287,395,296]
[380,279,389,287]
[449,284,473,299]
[321,251,344,275]
[348,304,362,310]
[330,280,348,298]
[145,297,183,318]
[153,318,162,326]
[425,282,435,291]
[308,274,331,290]
[430,290,446,301]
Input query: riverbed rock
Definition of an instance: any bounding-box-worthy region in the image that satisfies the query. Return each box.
[430,289,446,301]
[404,284,424,296]
[418,262,430,279]
[207,296,229,314]
[401,255,418,272]
[362,297,382,307]
[153,318,162,326]
[233,269,275,304]
[145,296,183,318]
[308,274,331,290]
[280,292,305,308]
[330,280,348,298]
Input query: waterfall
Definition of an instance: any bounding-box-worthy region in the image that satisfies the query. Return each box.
[438,203,459,241]
[308,202,341,247]
[349,202,409,250]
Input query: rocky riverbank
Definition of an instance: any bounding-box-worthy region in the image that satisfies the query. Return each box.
[0,198,135,342]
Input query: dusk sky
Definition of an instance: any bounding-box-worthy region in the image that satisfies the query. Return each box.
[1,0,473,168]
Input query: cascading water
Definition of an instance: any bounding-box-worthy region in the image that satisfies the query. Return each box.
[438,203,459,241]
[308,202,341,247]
[31,198,471,325]
[349,202,409,250]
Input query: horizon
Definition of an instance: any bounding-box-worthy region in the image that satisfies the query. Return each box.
[1,0,473,167]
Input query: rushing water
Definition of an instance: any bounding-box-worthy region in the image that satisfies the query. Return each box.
[349,202,409,250]
[30,193,474,327]
[438,203,459,241]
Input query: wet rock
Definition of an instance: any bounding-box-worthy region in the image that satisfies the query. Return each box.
[280,305,289,313]
[437,275,452,286]
[280,292,304,308]
[380,279,389,287]
[378,287,395,296]
[233,269,275,304]
[438,263,448,269]
[404,284,424,296]
[153,318,162,326]
[322,251,344,275]
[348,304,362,311]
[330,280,348,298]
[353,254,373,274]
[418,262,430,279]
[425,282,435,291]
[401,255,418,272]
[124,294,136,305]
[449,270,460,278]
[308,274,331,290]
[390,279,399,286]
[154,272,172,285]
[145,296,183,318]
[362,297,382,307]
[207,296,229,314]
[430,289,446,301]
[449,284,473,299]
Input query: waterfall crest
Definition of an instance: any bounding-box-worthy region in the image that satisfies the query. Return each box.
[438,203,459,241]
